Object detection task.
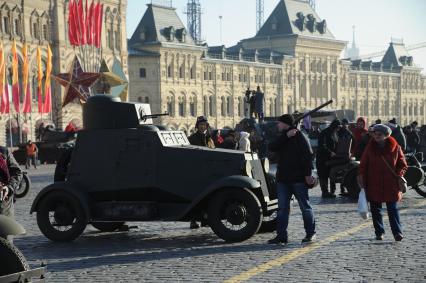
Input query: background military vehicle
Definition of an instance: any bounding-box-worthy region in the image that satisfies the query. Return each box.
[31,96,278,243]
[13,127,76,165]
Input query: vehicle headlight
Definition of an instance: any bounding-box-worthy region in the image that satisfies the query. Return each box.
[242,160,253,178]
[261,158,270,173]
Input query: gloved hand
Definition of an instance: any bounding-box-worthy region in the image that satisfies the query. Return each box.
[1,186,9,201]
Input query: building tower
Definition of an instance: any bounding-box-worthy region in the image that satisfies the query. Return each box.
[256,0,264,33]
[185,0,202,44]
[344,25,360,59]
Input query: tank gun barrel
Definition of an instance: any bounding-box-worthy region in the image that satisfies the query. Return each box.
[140,112,169,122]
[293,99,334,127]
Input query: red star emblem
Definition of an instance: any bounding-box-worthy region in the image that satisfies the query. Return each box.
[52,56,100,107]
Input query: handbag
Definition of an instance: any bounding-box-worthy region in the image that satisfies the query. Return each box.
[357,188,369,219]
[380,156,407,193]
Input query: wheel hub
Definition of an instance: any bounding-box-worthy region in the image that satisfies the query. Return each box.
[225,203,247,225]
[54,206,75,226]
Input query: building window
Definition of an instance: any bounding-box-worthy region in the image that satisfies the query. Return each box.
[108,29,114,49]
[144,97,149,103]
[115,30,120,50]
[238,98,243,116]
[227,97,232,116]
[139,68,146,78]
[3,18,10,34]
[203,71,207,80]
[190,66,195,79]
[208,71,212,80]
[227,73,231,81]
[209,96,214,116]
[203,96,208,116]
[222,72,225,81]
[221,97,225,116]
[189,98,195,116]
[43,24,48,40]
[179,65,184,78]
[178,98,184,116]
[167,65,172,78]
[14,19,21,36]
[33,22,39,39]
[167,97,173,116]
[137,97,142,102]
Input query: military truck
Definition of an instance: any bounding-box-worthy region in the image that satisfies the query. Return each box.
[31,96,277,243]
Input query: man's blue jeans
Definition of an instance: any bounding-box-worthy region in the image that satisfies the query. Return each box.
[276,182,316,240]
[370,201,402,236]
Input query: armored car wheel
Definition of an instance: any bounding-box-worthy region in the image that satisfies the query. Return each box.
[92,222,125,232]
[207,188,262,242]
[0,237,29,276]
[36,191,87,242]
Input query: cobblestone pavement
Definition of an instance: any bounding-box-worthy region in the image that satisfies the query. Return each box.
[13,165,426,282]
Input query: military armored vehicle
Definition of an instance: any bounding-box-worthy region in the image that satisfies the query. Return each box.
[31,96,277,243]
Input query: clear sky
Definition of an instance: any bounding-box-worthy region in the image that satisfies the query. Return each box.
[126,0,426,73]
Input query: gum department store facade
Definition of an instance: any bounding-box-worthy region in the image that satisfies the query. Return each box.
[128,0,426,133]
[0,0,128,145]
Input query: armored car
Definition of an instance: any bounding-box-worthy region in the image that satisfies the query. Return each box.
[31,96,277,242]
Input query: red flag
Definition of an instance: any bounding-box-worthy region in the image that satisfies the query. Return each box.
[1,84,10,114]
[22,43,32,113]
[95,3,103,48]
[93,2,100,47]
[86,0,95,45]
[68,0,77,45]
[11,40,20,113]
[43,44,52,113]
[36,47,43,113]
[77,0,86,45]
[0,43,9,114]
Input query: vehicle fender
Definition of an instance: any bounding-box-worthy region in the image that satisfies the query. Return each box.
[178,175,261,219]
[0,215,25,238]
[30,182,90,217]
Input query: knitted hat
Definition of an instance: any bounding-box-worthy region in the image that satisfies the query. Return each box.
[278,114,294,126]
[373,124,392,137]
[342,118,349,125]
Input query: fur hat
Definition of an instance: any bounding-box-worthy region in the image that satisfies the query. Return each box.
[373,124,392,137]
[278,114,294,126]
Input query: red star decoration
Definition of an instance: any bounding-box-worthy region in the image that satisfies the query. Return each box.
[52,56,100,107]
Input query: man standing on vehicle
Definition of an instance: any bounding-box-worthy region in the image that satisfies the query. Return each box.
[25,140,38,169]
[0,146,23,219]
[268,114,316,244]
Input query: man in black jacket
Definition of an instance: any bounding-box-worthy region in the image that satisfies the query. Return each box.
[267,114,316,244]
[316,119,341,198]
[0,146,23,219]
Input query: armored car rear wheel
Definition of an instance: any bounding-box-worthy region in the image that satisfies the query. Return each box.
[207,188,262,242]
[36,191,87,242]
[92,222,125,232]
[0,237,29,276]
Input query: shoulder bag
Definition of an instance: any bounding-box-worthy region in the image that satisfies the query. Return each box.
[380,156,407,193]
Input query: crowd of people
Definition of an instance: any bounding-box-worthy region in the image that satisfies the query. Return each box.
[187,114,425,243]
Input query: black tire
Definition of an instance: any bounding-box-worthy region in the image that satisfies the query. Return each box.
[258,211,277,233]
[54,148,73,182]
[0,237,29,276]
[413,185,426,198]
[92,222,125,232]
[207,188,262,242]
[343,169,360,199]
[36,191,87,242]
[14,174,31,199]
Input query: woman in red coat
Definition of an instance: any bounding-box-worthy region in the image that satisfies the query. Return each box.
[358,124,408,241]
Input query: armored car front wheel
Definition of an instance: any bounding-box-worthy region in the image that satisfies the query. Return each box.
[207,188,262,242]
[36,191,87,242]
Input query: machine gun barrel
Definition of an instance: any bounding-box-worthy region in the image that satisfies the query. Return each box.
[293,99,334,127]
[140,112,169,122]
